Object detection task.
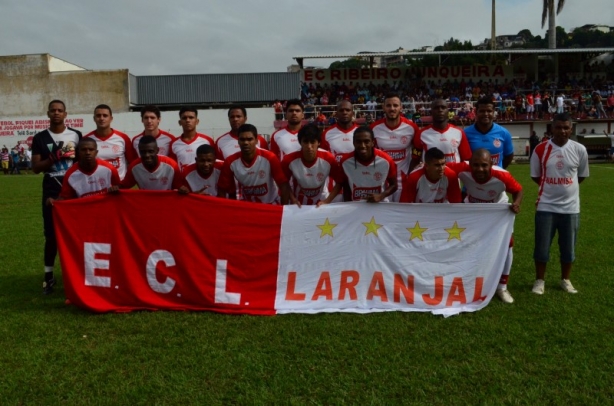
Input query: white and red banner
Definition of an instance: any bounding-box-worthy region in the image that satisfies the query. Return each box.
[54,191,515,316]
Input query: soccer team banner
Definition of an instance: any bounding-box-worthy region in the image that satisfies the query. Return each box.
[53,191,515,316]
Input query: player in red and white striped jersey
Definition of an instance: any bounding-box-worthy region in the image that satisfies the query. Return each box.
[270,99,303,161]
[447,149,523,304]
[123,135,183,191]
[410,98,472,168]
[400,147,461,203]
[340,126,397,203]
[85,104,136,180]
[215,105,268,161]
[169,107,214,171]
[49,138,120,202]
[281,124,343,207]
[180,144,224,196]
[372,93,419,202]
[321,100,358,161]
[131,105,176,158]
[218,124,290,205]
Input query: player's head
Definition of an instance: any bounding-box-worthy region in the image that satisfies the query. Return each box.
[285,99,304,125]
[141,105,161,133]
[94,104,113,130]
[424,148,446,182]
[552,113,573,146]
[475,96,495,127]
[298,123,321,161]
[237,123,258,156]
[469,148,492,182]
[383,92,402,121]
[353,126,375,161]
[195,144,216,176]
[336,100,354,125]
[431,98,449,125]
[138,135,159,169]
[77,137,98,167]
[228,105,247,131]
[47,100,67,125]
[178,107,199,133]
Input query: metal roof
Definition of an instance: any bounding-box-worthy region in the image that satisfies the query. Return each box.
[134,72,300,105]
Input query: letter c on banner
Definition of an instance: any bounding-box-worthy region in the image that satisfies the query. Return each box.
[146,250,176,294]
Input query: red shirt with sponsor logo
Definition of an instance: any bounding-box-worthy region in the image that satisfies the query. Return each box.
[215,131,268,161]
[122,155,183,190]
[413,124,472,163]
[371,117,418,179]
[281,150,343,205]
[321,124,358,161]
[60,159,120,199]
[400,166,461,203]
[132,130,176,158]
[218,149,288,204]
[182,160,223,196]
[85,130,135,180]
[340,149,397,202]
[530,139,589,213]
[270,128,301,161]
[448,162,521,204]
[169,133,214,171]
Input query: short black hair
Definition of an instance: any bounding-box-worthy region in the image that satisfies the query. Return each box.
[179,106,198,117]
[424,147,445,163]
[141,105,161,118]
[94,104,113,115]
[228,105,247,118]
[553,112,572,124]
[297,123,321,144]
[475,97,495,110]
[237,123,258,138]
[285,99,304,112]
[196,144,215,156]
[138,135,158,146]
[384,92,401,102]
[48,100,66,111]
[78,137,97,148]
[353,125,374,140]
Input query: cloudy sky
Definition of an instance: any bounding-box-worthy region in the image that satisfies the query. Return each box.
[0,0,611,76]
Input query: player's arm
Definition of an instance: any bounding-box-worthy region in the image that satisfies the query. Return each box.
[445,170,462,203]
[217,162,236,199]
[408,130,423,171]
[31,154,54,174]
[502,131,514,169]
[368,157,397,203]
[529,149,542,185]
[269,154,290,205]
[121,163,137,189]
[317,182,342,207]
[458,130,472,161]
[399,172,418,203]
[258,135,269,150]
[108,165,121,194]
[269,134,281,159]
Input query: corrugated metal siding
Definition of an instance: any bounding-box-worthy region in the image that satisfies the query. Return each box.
[136,72,300,105]
[129,73,138,104]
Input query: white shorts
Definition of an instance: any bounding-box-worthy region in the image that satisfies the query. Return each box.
[526,105,534,113]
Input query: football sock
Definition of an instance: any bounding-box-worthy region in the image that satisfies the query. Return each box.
[498,247,513,290]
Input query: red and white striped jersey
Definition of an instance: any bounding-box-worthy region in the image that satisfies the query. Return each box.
[60,159,120,199]
[371,117,418,176]
[169,133,215,171]
[218,149,288,204]
[132,130,176,158]
[413,124,472,163]
[123,155,183,190]
[85,130,135,180]
[182,161,223,196]
[340,149,397,202]
[400,166,461,203]
[530,139,589,214]
[281,150,343,205]
[270,127,301,161]
[215,132,268,161]
[321,124,358,161]
[448,162,522,204]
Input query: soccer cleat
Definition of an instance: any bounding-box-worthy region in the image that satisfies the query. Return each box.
[43,278,56,295]
[532,279,545,295]
[560,279,578,294]
[496,288,514,303]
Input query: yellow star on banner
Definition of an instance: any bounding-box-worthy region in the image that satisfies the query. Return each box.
[407,221,428,241]
[362,216,383,237]
[445,221,466,241]
[317,218,337,238]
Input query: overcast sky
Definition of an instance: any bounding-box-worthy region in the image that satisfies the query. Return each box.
[1,0,611,76]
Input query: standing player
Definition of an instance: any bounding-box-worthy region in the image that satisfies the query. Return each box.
[131,105,176,157]
[215,106,268,161]
[123,135,184,191]
[281,124,343,207]
[400,147,462,204]
[180,144,224,196]
[48,138,120,203]
[31,100,82,294]
[169,107,214,170]
[269,99,304,160]
[464,97,514,169]
[531,113,589,295]
[447,149,523,303]
[371,92,419,202]
[85,104,135,180]
[340,126,397,203]
[218,124,290,204]
[410,98,472,168]
[321,100,358,161]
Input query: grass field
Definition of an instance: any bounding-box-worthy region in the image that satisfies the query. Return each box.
[1,164,613,405]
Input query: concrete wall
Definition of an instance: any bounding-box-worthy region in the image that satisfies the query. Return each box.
[0,54,130,116]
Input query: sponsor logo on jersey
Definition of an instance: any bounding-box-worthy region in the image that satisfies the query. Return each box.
[352,185,381,200]
[99,178,107,188]
[544,177,573,185]
[373,172,383,182]
[112,145,121,154]
[161,176,169,186]
[242,183,268,197]
[468,195,494,203]
[316,172,325,182]
[444,154,456,163]
[556,161,564,170]
[450,139,459,148]
[107,157,121,168]
[488,190,497,197]
[493,139,501,148]
[258,170,266,179]
[81,189,109,198]
[386,149,406,161]
[400,136,409,145]
[159,147,166,155]
[299,186,322,198]
[490,153,500,165]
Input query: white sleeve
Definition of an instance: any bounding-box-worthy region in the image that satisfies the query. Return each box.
[577,146,589,178]
[530,151,541,178]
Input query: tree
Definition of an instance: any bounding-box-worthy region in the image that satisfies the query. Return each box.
[541,0,566,49]
[328,58,370,69]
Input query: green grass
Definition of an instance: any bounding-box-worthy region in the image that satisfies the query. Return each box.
[1,165,614,405]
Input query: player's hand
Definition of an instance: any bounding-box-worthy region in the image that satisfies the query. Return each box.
[108,186,120,194]
[46,197,56,206]
[195,186,210,195]
[290,195,302,208]
[177,186,190,195]
[316,200,328,207]
[509,203,521,214]
[366,193,384,203]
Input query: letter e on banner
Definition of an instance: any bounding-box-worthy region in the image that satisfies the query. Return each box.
[146,250,176,294]
[84,242,111,287]
[215,259,241,305]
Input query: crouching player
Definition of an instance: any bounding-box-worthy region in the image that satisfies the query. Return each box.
[122,135,184,191]
[179,144,224,196]
[448,149,523,303]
